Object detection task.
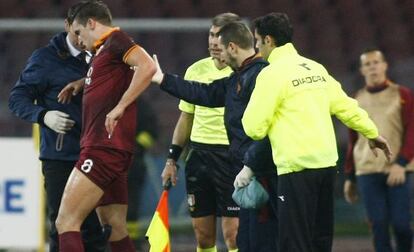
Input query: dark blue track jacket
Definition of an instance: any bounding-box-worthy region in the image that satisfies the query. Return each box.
[9,32,88,161]
[160,54,275,174]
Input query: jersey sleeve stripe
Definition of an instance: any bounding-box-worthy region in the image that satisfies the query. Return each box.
[122,44,140,63]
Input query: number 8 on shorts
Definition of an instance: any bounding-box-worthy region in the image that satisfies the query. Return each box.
[81,159,94,173]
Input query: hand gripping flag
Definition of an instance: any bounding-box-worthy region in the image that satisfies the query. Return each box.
[145,181,171,252]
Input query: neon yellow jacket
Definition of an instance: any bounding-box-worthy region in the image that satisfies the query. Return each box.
[242,43,379,175]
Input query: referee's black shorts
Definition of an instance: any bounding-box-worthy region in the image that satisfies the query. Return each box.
[184,142,240,218]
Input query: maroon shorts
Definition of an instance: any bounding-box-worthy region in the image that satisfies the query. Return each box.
[75,147,133,205]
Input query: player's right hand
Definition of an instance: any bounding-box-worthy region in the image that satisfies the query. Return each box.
[151,54,164,84]
[58,78,85,104]
[162,159,178,187]
[44,110,75,134]
[368,135,392,162]
[387,163,406,186]
[343,180,358,204]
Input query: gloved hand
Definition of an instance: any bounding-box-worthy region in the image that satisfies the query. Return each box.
[234,165,254,188]
[43,110,75,134]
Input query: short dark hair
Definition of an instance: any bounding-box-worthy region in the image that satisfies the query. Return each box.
[361,47,386,61]
[217,22,254,50]
[253,12,293,46]
[212,12,241,27]
[69,0,112,26]
[67,2,86,25]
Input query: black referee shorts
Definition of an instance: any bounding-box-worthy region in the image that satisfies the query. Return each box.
[185,142,240,218]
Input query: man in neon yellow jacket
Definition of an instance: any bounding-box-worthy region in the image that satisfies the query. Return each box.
[238,13,392,252]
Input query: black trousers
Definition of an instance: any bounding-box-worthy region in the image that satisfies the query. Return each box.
[42,160,105,252]
[278,167,336,252]
[126,151,147,244]
[237,172,279,252]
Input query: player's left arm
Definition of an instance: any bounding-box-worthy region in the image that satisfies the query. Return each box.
[105,46,156,137]
[396,86,414,166]
[387,86,414,186]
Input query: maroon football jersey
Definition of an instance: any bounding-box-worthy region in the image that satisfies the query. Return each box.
[81,28,137,153]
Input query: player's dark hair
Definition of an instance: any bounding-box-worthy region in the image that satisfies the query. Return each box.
[69,0,112,26]
[253,12,293,47]
[217,22,254,50]
[361,47,387,62]
[67,2,86,25]
[212,12,241,27]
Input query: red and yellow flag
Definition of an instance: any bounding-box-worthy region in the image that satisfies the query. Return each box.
[145,190,170,252]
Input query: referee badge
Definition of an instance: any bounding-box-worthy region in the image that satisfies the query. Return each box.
[187,194,195,212]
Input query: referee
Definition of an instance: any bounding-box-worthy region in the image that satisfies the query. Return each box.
[161,13,241,252]
[240,13,392,252]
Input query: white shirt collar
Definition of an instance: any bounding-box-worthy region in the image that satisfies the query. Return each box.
[66,34,82,57]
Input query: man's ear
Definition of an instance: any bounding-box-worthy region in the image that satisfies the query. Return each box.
[87,18,96,29]
[64,19,70,32]
[265,35,276,47]
[228,42,237,53]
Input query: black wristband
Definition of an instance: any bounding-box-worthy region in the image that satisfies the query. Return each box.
[167,144,183,161]
[345,173,356,182]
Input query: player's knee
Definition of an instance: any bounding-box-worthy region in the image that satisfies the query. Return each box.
[222,227,237,248]
[55,212,81,233]
[222,219,238,249]
[223,229,237,243]
[106,219,128,241]
[194,225,215,247]
[55,215,64,233]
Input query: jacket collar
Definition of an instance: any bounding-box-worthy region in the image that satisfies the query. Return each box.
[66,34,82,57]
[267,43,297,64]
[235,53,265,72]
[49,32,71,59]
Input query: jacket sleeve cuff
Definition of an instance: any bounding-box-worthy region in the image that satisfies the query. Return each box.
[243,155,260,172]
[37,110,48,127]
[159,74,169,90]
[395,155,409,168]
[345,173,357,182]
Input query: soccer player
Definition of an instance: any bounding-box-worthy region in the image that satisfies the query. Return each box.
[54,1,156,251]
[153,21,278,252]
[161,13,241,252]
[344,48,413,252]
[240,13,392,252]
[8,2,108,251]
